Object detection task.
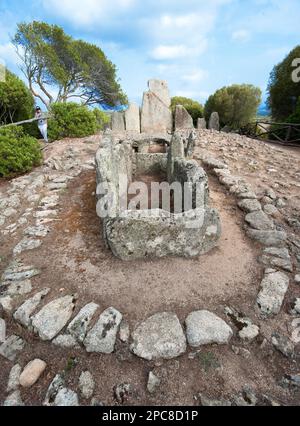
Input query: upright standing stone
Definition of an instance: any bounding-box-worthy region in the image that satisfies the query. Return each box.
[167,132,185,182]
[141,80,172,133]
[209,112,220,131]
[111,112,125,132]
[175,105,194,130]
[125,103,140,132]
[197,118,207,129]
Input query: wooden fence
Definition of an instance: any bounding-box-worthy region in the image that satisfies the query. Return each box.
[240,120,300,147]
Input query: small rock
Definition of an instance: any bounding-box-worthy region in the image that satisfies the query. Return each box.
[20,359,47,388]
[67,302,99,343]
[0,335,25,361]
[32,295,76,341]
[52,334,80,348]
[276,198,286,208]
[54,388,79,406]
[84,307,122,354]
[265,188,276,200]
[295,275,300,285]
[13,238,42,255]
[2,262,40,282]
[245,211,274,231]
[0,318,6,343]
[44,374,65,406]
[130,312,186,361]
[0,295,14,313]
[237,199,262,213]
[233,387,257,406]
[13,288,50,328]
[7,364,22,393]
[257,272,289,316]
[119,320,130,343]
[239,324,260,341]
[246,229,287,247]
[24,225,49,238]
[264,204,279,216]
[272,333,294,358]
[114,383,132,404]
[284,374,300,388]
[198,393,232,407]
[231,346,251,359]
[5,280,32,296]
[3,207,17,217]
[147,372,161,394]
[291,299,300,315]
[3,390,24,406]
[79,371,95,399]
[186,310,233,347]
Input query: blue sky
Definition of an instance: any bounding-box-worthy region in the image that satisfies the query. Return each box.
[0,0,300,106]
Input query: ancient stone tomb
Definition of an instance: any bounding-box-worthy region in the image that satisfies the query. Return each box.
[95,131,221,260]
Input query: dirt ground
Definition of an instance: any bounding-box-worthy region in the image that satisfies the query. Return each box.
[0,133,300,406]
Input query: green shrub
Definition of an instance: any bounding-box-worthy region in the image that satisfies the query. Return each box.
[205,84,262,129]
[171,96,204,126]
[0,126,42,178]
[48,102,105,141]
[93,108,111,129]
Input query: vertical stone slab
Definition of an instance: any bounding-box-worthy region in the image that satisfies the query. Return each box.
[141,80,173,133]
[167,132,185,182]
[175,105,194,130]
[125,103,140,132]
[197,118,207,129]
[111,112,125,132]
[208,112,220,131]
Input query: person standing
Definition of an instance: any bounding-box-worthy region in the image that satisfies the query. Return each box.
[35,106,48,142]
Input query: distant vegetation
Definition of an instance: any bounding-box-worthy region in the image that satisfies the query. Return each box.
[204,84,262,129]
[0,70,34,125]
[171,96,204,126]
[267,45,300,122]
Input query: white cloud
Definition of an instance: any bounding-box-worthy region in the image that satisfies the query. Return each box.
[182,70,207,83]
[0,43,20,67]
[43,0,136,26]
[150,43,207,60]
[232,29,251,42]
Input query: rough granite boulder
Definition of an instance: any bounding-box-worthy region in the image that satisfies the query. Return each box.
[197,118,207,129]
[31,296,76,341]
[257,271,289,315]
[185,310,233,347]
[141,80,172,133]
[208,112,220,131]
[84,307,122,354]
[125,103,140,132]
[111,112,125,132]
[130,312,187,360]
[175,105,194,130]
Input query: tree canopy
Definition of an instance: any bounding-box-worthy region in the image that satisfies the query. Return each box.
[204,84,262,129]
[0,69,34,125]
[171,96,204,125]
[13,21,127,108]
[267,45,300,121]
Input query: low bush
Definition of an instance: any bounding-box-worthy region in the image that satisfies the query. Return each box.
[48,102,108,141]
[0,126,42,178]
